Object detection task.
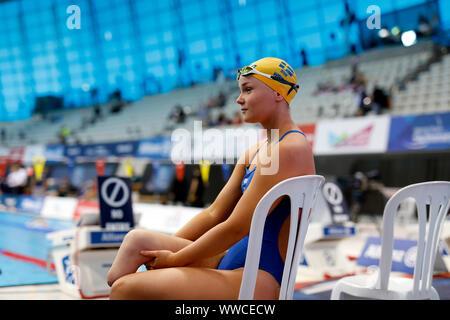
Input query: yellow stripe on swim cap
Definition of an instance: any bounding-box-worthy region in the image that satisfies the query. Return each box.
[247,57,297,104]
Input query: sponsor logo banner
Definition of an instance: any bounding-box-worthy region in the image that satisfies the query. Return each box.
[136,136,172,159]
[73,199,99,220]
[357,237,417,274]
[41,196,78,220]
[65,141,139,160]
[388,112,450,151]
[0,147,9,158]
[314,116,390,155]
[0,194,19,209]
[17,195,44,215]
[44,144,66,163]
[22,145,46,165]
[323,225,356,237]
[135,203,200,234]
[6,147,25,164]
[298,123,316,148]
[89,231,128,244]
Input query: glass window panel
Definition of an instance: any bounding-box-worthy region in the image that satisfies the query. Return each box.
[0,1,20,16]
[394,0,426,10]
[146,50,162,63]
[354,0,394,19]
[203,0,220,14]
[189,40,207,55]
[143,35,159,47]
[240,47,259,65]
[262,22,278,38]
[287,0,317,12]
[440,0,450,29]
[185,21,204,38]
[205,18,222,34]
[181,2,202,21]
[232,7,257,25]
[159,11,175,27]
[235,27,259,43]
[322,2,345,24]
[258,0,278,20]
[211,37,223,49]
[291,10,320,31]
[165,46,175,59]
[296,31,323,49]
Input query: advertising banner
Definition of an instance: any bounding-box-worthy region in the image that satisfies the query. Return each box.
[388,112,450,152]
[44,144,66,163]
[298,123,316,148]
[135,203,201,235]
[7,147,25,164]
[22,145,45,165]
[65,141,139,160]
[23,144,65,165]
[355,237,449,274]
[357,236,417,274]
[41,196,78,220]
[314,115,390,155]
[83,141,138,158]
[136,136,172,159]
[17,195,45,215]
[73,199,99,220]
[0,147,9,158]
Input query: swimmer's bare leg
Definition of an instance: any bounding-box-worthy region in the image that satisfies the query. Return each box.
[109,267,280,300]
[107,229,192,286]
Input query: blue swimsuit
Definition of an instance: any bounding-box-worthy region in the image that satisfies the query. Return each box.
[217,130,306,285]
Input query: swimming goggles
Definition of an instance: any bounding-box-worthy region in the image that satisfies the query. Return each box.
[237,65,300,95]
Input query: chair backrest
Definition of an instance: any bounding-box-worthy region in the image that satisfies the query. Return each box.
[376,181,450,297]
[238,175,325,300]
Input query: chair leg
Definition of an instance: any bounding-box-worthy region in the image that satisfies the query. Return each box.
[330,287,342,300]
[430,288,440,300]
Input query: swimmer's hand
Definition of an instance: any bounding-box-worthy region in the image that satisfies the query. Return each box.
[140,250,178,269]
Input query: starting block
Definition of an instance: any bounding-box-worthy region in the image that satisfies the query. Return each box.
[47,210,141,299]
[47,176,139,299]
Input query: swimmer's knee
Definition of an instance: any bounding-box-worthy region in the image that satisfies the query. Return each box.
[109,276,132,299]
[122,228,144,244]
[122,228,157,247]
[107,270,117,287]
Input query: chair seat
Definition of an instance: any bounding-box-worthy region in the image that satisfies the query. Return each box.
[331,181,449,301]
[332,273,439,300]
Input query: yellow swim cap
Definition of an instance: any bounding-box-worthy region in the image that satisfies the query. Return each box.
[238,57,299,104]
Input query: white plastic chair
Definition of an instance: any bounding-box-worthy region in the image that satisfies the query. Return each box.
[331,181,450,300]
[238,175,325,300]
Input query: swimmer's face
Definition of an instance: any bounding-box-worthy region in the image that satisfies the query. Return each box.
[236,76,277,123]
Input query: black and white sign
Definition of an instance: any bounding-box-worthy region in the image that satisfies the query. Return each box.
[98,176,134,230]
[321,181,350,224]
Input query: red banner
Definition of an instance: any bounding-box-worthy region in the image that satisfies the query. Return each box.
[175,161,185,181]
[7,147,25,164]
[0,157,7,178]
[298,123,316,148]
[95,158,106,176]
[73,199,100,220]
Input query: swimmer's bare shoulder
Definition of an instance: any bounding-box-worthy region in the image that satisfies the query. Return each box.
[275,132,315,178]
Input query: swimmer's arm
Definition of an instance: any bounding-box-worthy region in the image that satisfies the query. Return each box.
[173,164,244,241]
[173,149,254,241]
[169,143,315,267]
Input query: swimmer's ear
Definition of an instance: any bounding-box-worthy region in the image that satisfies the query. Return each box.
[273,91,284,102]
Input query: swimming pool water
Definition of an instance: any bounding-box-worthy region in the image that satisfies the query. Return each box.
[0,211,74,287]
